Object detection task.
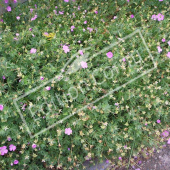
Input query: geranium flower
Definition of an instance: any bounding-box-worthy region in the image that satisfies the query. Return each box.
[7,137,12,141]
[168,41,170,46]
[16,16,20,20]
[167,138,170,144]
[122,58,126,62]
[71,26,75,32]
[13,160,19,164]
[13,0,17,3]
[0,104,4,111]
[40,76,44,80]
[157,13,164,21]
[106,52,113,58]
[80,61,88,69]
[63,45,70,53]
[6,6,11,12]
[130,14,134,18]
[84,21,87,24]
[30,8,33,13]
[162,130,169,137]
[157,119,161,123]
[79,50,84,56]
[2,76,6,79]
[162,38,165,42]
[0,146,8,155]
[64,0,69,2]
[32,144,36,149]
[4,0,8,3]
[30,48,36,54]
[9,144,16,151]
[45,86,51,91]
[157,46,162,53]
[167,52,170,58]
[151,14,157,20]
[65,128,72,135]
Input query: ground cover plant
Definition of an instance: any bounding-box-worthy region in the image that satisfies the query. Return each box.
[0,0,170,169]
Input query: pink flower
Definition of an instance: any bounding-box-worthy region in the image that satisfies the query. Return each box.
[13,160,19,164]
[7,137,12,141]
[115,103,119,106]
[71,25,75,32]
[63,45,70,53]
[157,119,161,123]
[84,21,87,24]
[16,33,19,36]
[65,128,72,135]
[79,50,84,56]
[11,163,13,166]
[157,13,164,21]
[0,146,8,155]
[0,105,4,111]
[32,144,36,149]
[80,61,88,69]
[29,28,32,31]
[4,0,8,3]
[162,38,165,42]
[6,6,11,12]
[151,14,157,20]
[122,58,126,62]
[162,131,169,137]
[13,0,17,3]
[40,76,44,80]
[45,86,51,91]
[130,14,134,18]
[106,51,113,58]
[16,16,20,20]
[30,48,36,54]
[43,32,49,36]
[9,144,16,151]
[2,76,6,79]
[167,138,170,144]
[159,0,163,1]
[127,0,129,2]
[95,11,98,14]
[168,41,170,46]
[59,11,64,14]
[113,16,117,19]
[118,157,122,160]
[30,8,33,13]
[157,46,162,53]
[64,0,69,2]
[167,52,170,58]
[31,14,37,21]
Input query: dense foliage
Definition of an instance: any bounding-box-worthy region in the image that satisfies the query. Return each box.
[0,0,170,169]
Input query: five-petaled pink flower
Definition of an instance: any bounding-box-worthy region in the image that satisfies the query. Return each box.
[45,86,51,91]
[106,52,113,58]
[63,45,70,53]
[122,58,126,62]
[80,61,88,69]
[9,144,16,151]
[32,144,37,149]
[79,50,84,56]
[168,41,170,46]
[157,13,164,21]
[64,0,69,2]
[0,104,4,111]
[71,26,75,32]
[65,128,72,135]
[6,6,11,12]
[0,146,8,155]
[4,0,8,3]
[40,76,44,80]
[162,131,169,138]
[167,138,170,144]
[167,52,170,58]
[157,119,161,123]
[162,38,165,42]
[157,46,162,53]
[30,48,36,54]
[13,0,17,3]
[130,14,134,18]
[16,16,20,20]
[13,160,19,164]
